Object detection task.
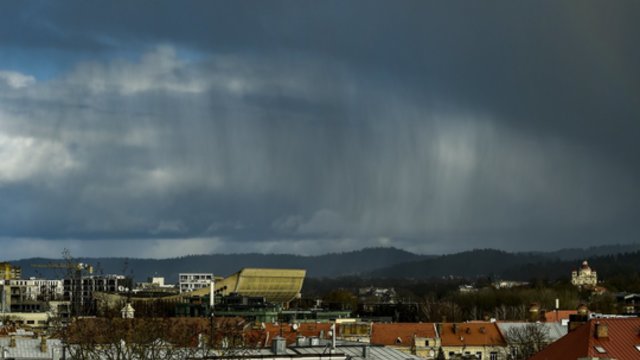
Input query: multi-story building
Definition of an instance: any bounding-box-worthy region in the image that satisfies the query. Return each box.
[571,260,598,288]
[63,274,129,316]
[0,279,63,313]
[179,273,213,293]
[0,262,21,280]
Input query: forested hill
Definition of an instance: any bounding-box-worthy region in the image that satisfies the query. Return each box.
[14,247,426,282]
[10,244,640,283]
[366,248,640,281]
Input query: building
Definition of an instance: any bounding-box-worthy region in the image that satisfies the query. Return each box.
[339,322,372,343]
[0,279,63,313]
[615,293,640,315]
[63,274,129,316]
[438,322,508,360]
[529,318,640,360]
[370,323,440,359]
[571,260,598,288]
[544,310,578,325]
[179,273,213,293]
[0,262,21,280]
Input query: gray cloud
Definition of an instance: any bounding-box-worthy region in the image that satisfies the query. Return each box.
[0,2,639,257]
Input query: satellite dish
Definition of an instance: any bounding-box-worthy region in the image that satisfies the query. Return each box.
[118,285,125,292]
[292,323,299,331]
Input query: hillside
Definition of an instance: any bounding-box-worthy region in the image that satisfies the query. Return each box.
[14,247,426,282]
[11,244,640,283]
[366,248,640,282]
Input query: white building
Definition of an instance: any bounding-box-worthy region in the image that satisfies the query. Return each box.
[179,273,213,293]
[571,260,597,288]
[1,279,64,313]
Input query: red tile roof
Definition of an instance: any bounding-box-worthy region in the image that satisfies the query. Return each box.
[530,318,640,360]
[439,323,506,347]
[370,323,437,346]
[544,310,577,323]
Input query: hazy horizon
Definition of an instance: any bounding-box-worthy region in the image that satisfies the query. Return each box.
[3,241,640,262]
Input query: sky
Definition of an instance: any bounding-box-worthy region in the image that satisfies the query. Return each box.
[0,1,639,259]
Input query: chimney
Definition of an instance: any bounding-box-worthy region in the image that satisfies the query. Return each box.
[40,336,48,353]
[452,324,457,334]
[9,335,16,347]
[436,323,442,337]
[362,345,371,359]
[309,336,320,346]
[595,322,609,339]
[295,336,307,347]
[271,336,287,355]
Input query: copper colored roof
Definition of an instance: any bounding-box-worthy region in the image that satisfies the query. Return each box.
[530,318,640,360]
[439,323,506,347]
[370,323,437,346]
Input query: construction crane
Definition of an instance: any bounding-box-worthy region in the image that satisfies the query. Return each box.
[31,262,94,274]
[31,262,94,317]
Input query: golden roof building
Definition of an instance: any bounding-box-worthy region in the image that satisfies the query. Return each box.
[196,268,306,305]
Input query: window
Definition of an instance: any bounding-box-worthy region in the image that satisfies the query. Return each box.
[594,346,606,354]
[490,352,498,360]
[635,345,640,352]
[476,351,482,359]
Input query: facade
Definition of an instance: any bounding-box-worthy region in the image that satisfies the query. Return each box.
[0,279,63,313]
[0,262,21,280]
[178,273,213,293]
[616,293,640,315]
[571,260,598,288]
[63,274,128,316]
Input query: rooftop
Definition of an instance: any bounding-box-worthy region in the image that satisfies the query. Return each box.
[530,318,640,360]
[439,322,506,347]
[370,323,437,346]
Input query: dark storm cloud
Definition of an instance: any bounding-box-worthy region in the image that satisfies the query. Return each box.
[0,1,639,257]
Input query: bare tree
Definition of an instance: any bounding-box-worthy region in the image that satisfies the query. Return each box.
[58,317,254,359]
[503,323,550,360]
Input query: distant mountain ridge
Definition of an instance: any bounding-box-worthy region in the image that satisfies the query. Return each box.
[13,247,427,282]
[9,243,640,283]
[366,245,640,281]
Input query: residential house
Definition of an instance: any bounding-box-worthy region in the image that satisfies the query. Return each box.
[370,323,439,358]
[529,318,640,360]
[439,322,508,360]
